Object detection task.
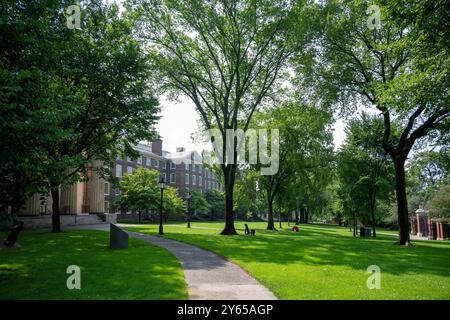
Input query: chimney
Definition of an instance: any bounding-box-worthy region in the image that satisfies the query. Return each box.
[151,138,162,156]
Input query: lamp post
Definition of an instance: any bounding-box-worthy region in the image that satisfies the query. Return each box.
[185,192,191,228]
[159,176,165,235]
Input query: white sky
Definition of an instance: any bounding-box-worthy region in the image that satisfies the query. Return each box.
[156,96,347,153]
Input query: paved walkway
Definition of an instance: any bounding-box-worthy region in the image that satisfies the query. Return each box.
[68,224,277,300]
[377,232,429,241]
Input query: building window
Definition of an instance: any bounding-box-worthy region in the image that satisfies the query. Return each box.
[185,174,189,185]
[208,181,211,189]
[116,164,122,177]
[163,161,167,169]
[196,165,200,172]
[170,173,176,183]
[171,162,176,169]
[192,175,196,186]
[154,159,159,167]
[198,176,202,187]
[163,173,167,183]
[104,182,110,195]
[137,156,142,165]
[127,166,133,174]
[205,170,209,178]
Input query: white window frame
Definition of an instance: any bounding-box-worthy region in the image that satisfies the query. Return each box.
[104,182,110,195]
[170,173,176,183]
[115,164,122,177]
[185,174,189,185]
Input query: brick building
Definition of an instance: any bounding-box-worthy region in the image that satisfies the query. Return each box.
[105,139,222,213]
[18,138,222,223]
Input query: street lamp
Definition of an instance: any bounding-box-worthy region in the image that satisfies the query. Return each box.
[159,175,165,235]
[185,192,191,228]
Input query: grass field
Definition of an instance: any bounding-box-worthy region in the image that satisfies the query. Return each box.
[0,229,187,300]
[125,221,450,300]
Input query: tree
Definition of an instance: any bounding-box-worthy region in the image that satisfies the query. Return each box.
[250,102,334,230]
[407,150,449,212]
[133,0,311,234]
[296,1,450,244]
[0,0,69,215]
[114,168,160,223]
[115,167,185,221]
[189,189,211,215]
[1,1,160,232]
[428,183,450,222]
[205,189,225,219]
[337,114,395,236]
[163,187,186,217]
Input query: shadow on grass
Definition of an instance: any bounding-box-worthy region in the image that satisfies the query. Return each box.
[126,223,450,279]
[0,230,187,300]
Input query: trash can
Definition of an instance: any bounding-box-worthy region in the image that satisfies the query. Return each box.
[365,227,372,237]
[360,227,366,237]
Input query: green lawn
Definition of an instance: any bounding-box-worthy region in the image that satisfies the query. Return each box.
[0,229,187,300]
[125,221,450,300]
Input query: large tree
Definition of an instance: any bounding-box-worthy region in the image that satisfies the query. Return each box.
[132,0,312,234]
[250,102,334,230]
[337,114,395,236]
[1,1,160,232]
[296,0,450,244]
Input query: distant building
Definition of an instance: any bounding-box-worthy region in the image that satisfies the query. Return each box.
[19,138,222,218]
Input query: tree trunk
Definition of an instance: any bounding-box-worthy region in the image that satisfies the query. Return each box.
[267,200,276,230]
[51,188,61,233]
[139,210,141,224]
[279,209,282,229]
[305,208,309,224]
[220,165,237,235]
[295,209,299,225]
[394,158,410,245]
[369,198,377,237]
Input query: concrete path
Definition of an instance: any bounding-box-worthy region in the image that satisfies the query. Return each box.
[68,224,277,300]
[378,232,429,241]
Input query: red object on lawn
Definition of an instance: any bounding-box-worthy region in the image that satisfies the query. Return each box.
[292,226,299,232]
